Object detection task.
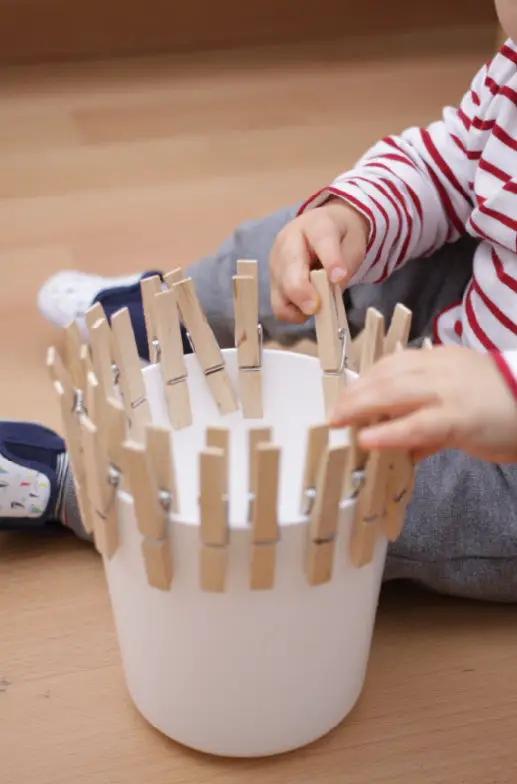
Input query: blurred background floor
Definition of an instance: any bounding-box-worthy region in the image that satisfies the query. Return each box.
[2,23,517,784]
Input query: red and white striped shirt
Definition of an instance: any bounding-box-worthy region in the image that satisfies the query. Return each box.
[302,40,517,365]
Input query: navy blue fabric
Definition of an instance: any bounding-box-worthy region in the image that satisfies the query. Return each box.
[93,271,193,361]
[0,422,64,531]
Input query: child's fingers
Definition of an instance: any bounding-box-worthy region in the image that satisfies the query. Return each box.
[270,287,308,324]
[304,217,348,285]
[329,373,434,427]
[339,224,368,286]
[272,231,319,316]
[357,406,454,454]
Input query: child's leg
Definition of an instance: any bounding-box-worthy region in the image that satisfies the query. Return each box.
[0,421,87,541]
[385,452,517,602]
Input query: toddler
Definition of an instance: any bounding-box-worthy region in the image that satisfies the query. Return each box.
[10,4,517,600]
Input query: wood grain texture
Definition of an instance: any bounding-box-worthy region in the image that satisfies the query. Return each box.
[1,30,515,783]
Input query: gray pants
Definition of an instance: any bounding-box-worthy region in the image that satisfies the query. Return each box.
[188,204,517,602]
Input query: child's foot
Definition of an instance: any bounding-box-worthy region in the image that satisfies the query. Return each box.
[0,421,89,541]
[38,269,192,362]
[37,270,153,339]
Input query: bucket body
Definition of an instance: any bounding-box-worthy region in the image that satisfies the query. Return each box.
[103,349,387,757]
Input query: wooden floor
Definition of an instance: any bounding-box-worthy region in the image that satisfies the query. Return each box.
[2,25,517,784]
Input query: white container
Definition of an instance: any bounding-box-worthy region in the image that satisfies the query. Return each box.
[102,348,387,758]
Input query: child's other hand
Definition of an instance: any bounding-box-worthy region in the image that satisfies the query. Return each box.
[269,198,369,323]
[329,345,517,464]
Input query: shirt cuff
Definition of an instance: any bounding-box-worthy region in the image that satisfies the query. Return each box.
[298,183,388,286]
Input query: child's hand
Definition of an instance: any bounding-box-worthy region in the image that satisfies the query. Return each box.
[329,345,517,463]
[269,199,369,323]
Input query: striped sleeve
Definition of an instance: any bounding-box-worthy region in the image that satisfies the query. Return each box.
[300,63,488,286]
[492,350,517,401]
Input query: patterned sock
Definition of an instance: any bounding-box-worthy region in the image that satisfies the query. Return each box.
[0,421,67,533]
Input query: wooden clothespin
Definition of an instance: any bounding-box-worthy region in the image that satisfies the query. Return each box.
[141,275,163,364]
[381,337,416,542]
[233,260,263,418]
[89,316,119,437]
[63,321,87,393]
[80,344,94,393]
[236,259,258,277]
[348,307,388,567]
[358,307,385,375]
[163,268,185,288]
[384,303,412,356]
[250,443,280,590]
[172,277,238,415]
[100,395,127,491]
[110,307,152,442]
[86,318,122,450]
[84,370,101,435]
[381,305,416,542]
[332,281,352,353]
[382,449,415,542]
[85,364,121,553]
[340,307,385,501]
[147,423,178,514]
[348,446,390,567]
[206,427,229,493]
[199,446,228,592]
[123,430,174,591]
[85,302,106,334]
[47,346,95,537]
[248,427,271,520]
[154,288,192,430]
[306,444,348,586]
[80,413,119,559]
[299,424,329,514]
[310,269,349,416]
[89,317,116,396]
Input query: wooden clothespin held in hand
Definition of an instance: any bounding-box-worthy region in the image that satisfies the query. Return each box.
[310,269,351,416]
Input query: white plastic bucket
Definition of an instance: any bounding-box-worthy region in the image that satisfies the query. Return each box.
[102,348,387,757]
